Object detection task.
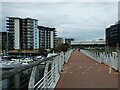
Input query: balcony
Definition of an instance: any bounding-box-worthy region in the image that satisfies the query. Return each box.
[6,26,14,28]
[6,20,14,22]
[7,29,14,31]
[6,22,14,25]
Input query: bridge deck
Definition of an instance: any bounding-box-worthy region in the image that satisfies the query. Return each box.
[56,50,118,88]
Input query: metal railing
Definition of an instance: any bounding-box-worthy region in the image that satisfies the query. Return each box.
[31,50,73,89]
[80,49,120,72]
[0,49,73,89]
[33,67,56,89]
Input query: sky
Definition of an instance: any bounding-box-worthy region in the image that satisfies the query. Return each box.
[0,0,119,41]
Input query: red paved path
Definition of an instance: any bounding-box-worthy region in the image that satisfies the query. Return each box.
[56,50,118,88]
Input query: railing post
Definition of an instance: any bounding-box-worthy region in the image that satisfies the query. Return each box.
[50,56,60,88]
[58,53,61,72]
[61,51,64,71]
[64,52,66,64]
[28,66,37,89]
[44,63,49,88]
[118,51,120,72]
[52,58,56,84]
[64,52,67,64]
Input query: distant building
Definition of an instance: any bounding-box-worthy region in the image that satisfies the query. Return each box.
[106,20,120,50]
[0,32,7,50]
[38,26,56,49]
[6,17,38,50]
[65,38,74,46]
[56,37,63,47]
[98,38,104,41]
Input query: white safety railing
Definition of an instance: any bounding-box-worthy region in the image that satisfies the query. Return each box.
[34,67,56,89]
[81,49,119,72]
[31,49,73,89]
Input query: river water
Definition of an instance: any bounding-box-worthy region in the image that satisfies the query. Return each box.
[1,65,45,90]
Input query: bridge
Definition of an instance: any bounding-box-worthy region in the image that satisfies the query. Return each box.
[71,40,105,49]
[0,49,119,89]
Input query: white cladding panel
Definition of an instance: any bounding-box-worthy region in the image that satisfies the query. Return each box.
[33,20,39,49]
[50,31,54,48]
[14,19,20,49]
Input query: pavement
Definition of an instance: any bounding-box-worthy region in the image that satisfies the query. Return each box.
[55,50,119,89]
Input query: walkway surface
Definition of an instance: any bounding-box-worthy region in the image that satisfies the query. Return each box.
[56,50,119,88]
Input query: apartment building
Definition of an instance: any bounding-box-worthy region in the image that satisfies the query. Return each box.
[0,32,7,50]
[38,26,56,49]
[6,17,38,50]
[106,20,120,50]
[56,37,64,47]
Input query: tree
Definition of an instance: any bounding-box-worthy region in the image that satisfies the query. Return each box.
[38,48,45,54]
[60,43,70,52]
[49,43,70,53]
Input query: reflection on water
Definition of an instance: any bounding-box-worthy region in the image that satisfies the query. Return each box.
[1,65,45,90]
[2,68,32,90]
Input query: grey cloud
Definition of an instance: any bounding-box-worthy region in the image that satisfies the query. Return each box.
[1,2,118,40]
[1,0,120,2]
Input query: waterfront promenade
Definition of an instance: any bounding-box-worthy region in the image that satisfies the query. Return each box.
[56,50,118,88]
